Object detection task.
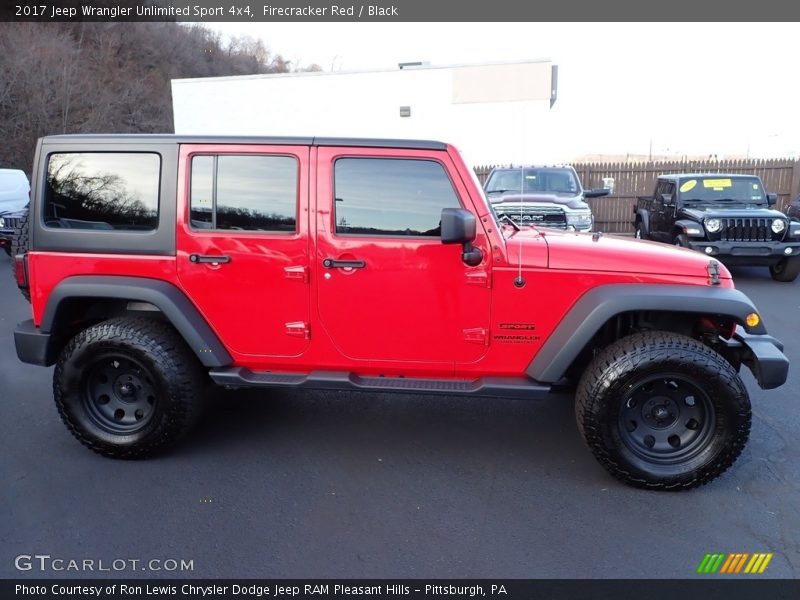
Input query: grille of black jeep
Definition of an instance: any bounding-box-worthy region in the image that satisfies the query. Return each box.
[719,218,785,242]
[1,216,20,231]
[495,205,568,228]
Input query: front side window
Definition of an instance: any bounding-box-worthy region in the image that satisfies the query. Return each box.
[44,152,160,231]
[333,158,460,236]
[190,154,298,232]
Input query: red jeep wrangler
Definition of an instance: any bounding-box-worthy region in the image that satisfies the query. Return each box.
[11,135,789,490]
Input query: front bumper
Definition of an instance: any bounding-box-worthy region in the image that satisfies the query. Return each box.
[721,326,789,390]
[686,239,800,265]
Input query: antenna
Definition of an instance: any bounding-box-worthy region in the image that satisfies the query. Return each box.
[514,166,525,288]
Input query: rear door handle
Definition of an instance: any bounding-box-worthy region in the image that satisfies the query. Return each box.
[322,258,366,269]
[189,254,231,264]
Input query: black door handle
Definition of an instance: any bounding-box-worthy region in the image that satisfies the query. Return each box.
[190,254,231,264]
[322,258,366,269]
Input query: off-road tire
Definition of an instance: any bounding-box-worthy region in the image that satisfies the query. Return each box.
[769,256,800,283]
[9,210,30,302]
[54,317,206,458]
[673,233,689,247]
[634,223,646,240]
[575,331,751,490]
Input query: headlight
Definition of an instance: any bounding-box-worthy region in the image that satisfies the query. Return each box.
[566,211,593,230]
[705,218,722,233]
[771,219,786,234]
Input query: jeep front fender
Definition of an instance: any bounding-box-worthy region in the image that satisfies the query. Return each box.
[526,284,769,383]
[634,210,650,235]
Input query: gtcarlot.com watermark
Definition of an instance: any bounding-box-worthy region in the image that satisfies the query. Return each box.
[14,554,194,573]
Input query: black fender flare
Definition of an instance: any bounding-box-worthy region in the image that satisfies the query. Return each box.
[673,219,702,236]
[40,276,232,367]
[634,209,650,236]
[526,283,765,383]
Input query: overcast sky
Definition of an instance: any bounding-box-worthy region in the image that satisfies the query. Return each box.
[205,22,799,160]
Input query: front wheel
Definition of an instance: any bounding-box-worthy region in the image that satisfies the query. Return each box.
[54,317,206,458]
[769,256,800,282]
[575,332,751,490]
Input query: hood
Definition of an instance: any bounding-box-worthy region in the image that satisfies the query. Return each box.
[505,228,728,279]
[681,206,786,220]
[490,192,588,210]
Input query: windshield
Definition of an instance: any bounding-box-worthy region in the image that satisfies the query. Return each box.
[679,177,766,204]
[485,167,581,196]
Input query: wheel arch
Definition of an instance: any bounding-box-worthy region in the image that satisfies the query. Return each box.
[526,284,765,383]
[36,276,232,368]
[634,209,650,236]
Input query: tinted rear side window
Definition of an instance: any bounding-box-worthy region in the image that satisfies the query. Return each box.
[44,153,160,231]
[333,158,460,236]
[189,155,298,232]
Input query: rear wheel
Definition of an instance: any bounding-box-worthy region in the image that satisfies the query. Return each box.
[9,210,30,301]
[634,223,646,240]
[54,317,206,458]
[575,331,750,490]
[769,256,800,282]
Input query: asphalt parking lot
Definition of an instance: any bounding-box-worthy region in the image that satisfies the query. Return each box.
[1,252,798,579]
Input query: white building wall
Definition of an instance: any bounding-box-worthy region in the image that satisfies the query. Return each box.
[172,61,555,167]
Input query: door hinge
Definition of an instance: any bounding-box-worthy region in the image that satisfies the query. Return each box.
[284,265,308,283]
[466,271,490,288]
[707,260,720,286]
[463,327,488,345]
[285,321,310,339]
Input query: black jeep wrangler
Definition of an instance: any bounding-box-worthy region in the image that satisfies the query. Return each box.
[634,174,800,282]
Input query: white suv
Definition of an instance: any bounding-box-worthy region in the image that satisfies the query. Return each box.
[0,169,30,255]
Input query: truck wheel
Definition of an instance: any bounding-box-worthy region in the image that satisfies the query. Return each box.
[53,317,206,458]
[769,257,800,282]
[575,331,750,490]
[634,223,646,239]
[9,210,30,302]
[673,233,689,247]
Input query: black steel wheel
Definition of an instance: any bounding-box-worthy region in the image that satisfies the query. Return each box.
[617,374,714,464]
[83,354,159,435]
[634,223,644,239]
[576,331,751,490]
[54,317,206,458]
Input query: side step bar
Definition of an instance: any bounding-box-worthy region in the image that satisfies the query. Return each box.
[208,368,552,400]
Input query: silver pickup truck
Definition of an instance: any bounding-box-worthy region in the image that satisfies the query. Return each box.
[483,165,610,232]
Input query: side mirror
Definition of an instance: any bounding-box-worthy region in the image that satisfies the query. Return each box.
[441,208,482,266]
[441,208,476,244]
[767,193,778,206]
[662,193,674,205]
[584,188,611,198]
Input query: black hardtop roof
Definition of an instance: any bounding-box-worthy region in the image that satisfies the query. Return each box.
[658,173,762,180]
[39,134,447,151]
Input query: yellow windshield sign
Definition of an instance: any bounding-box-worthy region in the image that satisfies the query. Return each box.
[680,180,697,193]
[703,178,732,191]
